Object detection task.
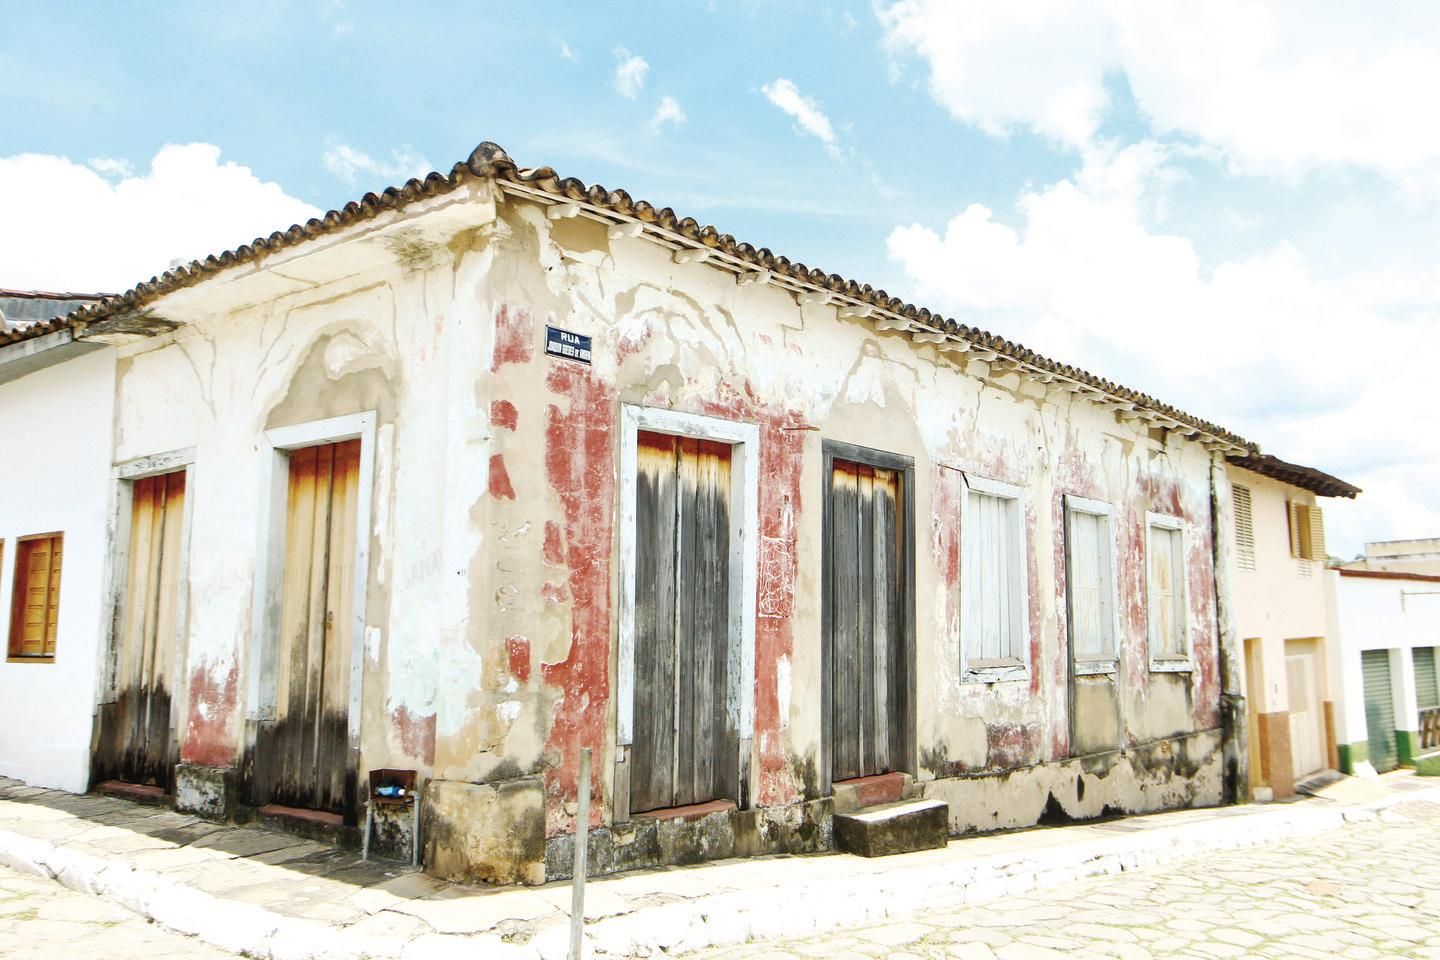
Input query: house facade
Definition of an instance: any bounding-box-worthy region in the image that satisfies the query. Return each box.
[1223,455,1359,800]
[0,307,117,792]
[0,142,1343,883]
[1331,563,1440,777]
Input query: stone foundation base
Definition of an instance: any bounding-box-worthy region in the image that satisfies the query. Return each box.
[173,764,235,822]
[545,795,834,882]
[423,777,546,886]
[922,728,1225,835]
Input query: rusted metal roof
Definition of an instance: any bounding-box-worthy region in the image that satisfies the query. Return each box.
[1227,453,1361,499]
[0,141,1259,450]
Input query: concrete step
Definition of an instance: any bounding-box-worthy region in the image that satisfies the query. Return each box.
[833,798,949,857]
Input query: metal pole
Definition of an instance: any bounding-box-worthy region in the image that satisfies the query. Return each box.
[569,747,591,960]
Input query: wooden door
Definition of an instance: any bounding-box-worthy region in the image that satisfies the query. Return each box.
[826,457,907,783]
[1285,648,1324,777]
[253,439,361,814]
[94,471,187,789]
[630,432,737,813]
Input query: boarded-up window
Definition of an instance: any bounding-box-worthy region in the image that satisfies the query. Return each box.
[8,534,63,660]
[1065,500,1116,664]
[1147,517,1187,662]
[963,479,1026,670]
[1233,484,1255,571]
[631,432,737,812]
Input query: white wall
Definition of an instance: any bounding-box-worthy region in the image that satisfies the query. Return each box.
[1331,570,1440,748]
[0,347,116,791]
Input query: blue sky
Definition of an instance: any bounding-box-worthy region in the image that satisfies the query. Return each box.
[4,2,1439,554]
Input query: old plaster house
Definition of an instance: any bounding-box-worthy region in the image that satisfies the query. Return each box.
[0,142,1357,883]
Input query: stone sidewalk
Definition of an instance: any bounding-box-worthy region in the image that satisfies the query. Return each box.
[1,774,1437,960]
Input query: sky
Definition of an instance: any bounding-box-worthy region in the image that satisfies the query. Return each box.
[2,1,1438,557]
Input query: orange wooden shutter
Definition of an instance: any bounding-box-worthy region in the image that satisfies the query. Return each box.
[9,534,62,658]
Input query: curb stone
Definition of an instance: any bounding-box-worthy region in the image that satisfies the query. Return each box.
[1,782,1438,959]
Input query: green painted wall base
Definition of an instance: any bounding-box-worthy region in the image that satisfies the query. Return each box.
[1338,741,1369,775]
[1415,751,1440,777]
[1398,730,1420,768]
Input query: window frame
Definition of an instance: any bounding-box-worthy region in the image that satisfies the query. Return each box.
[1145,511,1191,672]
[960,474,1030,684]
[1064,495,1120,677]
[7,531,65,663]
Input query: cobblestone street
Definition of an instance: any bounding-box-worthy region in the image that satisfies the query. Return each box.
[693,800,1440,960]
[0,863,235,960]
[3,798,1440,958]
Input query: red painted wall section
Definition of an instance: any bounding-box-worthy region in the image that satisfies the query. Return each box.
[539,359,618,835]
[390,705,437,766]
[492,305,535,372]
[489,454,517,500]
[490,399,519,431]
[506,635,532,683]
[542,521,566,567]
[181,660,239,767]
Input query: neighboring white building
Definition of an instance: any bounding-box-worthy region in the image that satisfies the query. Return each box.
[0,322,116,791]
[1330,562,1440,776]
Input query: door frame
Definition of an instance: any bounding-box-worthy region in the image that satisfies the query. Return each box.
[247,412,377,775]
[820,439,916,794]
[615,404,759,821]
[95,447,198,785]
[1061,494,1122,756]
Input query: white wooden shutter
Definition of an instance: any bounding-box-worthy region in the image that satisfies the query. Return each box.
[1233,484,1255,571]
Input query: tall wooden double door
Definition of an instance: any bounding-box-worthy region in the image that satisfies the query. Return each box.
[630,431,738,813]
[251,439,361,815]
[823,446,913,785]
[93,470,187,790]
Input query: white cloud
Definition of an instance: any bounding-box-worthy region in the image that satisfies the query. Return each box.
[879,0,1440,186]
[558,39,578,62]
[762,78,840,156]
[322,143,432,187]
[886,144,1440,555]
[87,156,135,179]
[0,143,321,292]
[613,48,649,99]
[650,95,687,132]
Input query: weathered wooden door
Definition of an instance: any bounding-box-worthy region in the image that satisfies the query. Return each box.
[630,432,737,813]
[253,439,361,814]
[94,470,187,789]
[826,456,908,783]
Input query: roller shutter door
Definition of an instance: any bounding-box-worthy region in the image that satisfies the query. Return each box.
[1362,650,1398,773]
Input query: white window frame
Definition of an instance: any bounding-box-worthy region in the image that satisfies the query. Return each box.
[616,404,759,809]
[1145,511,1191,672]
[97,447,198,721]
[1064,495,1120,676]
[247,412,377,749]
[960,474,1030,684]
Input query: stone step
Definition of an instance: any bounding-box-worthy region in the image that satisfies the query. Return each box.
[833,798,949,857]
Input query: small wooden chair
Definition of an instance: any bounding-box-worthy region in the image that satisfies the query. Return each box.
[361,768,420,866]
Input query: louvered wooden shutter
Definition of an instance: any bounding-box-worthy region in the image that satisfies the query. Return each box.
[1414,647,1439,711]
[1286,502,1301,558]
[9,534,63,658]
[1308,505,1325,561]
[1233,485,1255,571]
